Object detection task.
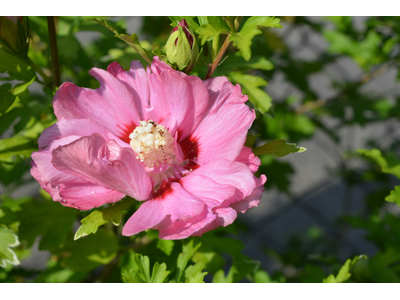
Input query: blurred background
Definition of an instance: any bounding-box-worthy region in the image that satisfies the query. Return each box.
[1,16,400,282]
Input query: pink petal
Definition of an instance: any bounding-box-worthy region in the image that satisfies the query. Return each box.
[180,174,236,208]
[38,118,125,149]
[235,146,261,173]
[31,136,126,210]
[191,159,257,199]
[204,77,248,115]
[147,69,208,139]
[190,103,255,165]
[122,182,205,236]
[107,61,149,121]
[51,133,152,201]
[53,67,142,143]
[230,175,266,213]
[57,182,125,210]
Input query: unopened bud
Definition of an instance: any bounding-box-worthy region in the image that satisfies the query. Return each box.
[165,19,198,72]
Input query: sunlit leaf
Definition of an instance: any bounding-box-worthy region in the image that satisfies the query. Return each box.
[0,225,20,268]
[253,139,307,157]
[323,255,367,283]
[74,197,135,240]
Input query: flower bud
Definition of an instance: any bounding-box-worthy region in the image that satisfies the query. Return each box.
[165,19,199,72]
[0,16,29,56]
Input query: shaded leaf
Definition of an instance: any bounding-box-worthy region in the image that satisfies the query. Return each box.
[0,136,37,163]
[0,49,36,81]
[87,18,152,64]
[61,229,118,272]
[253,139,307,157]
[18,199,76,251]
[245,133,260,148]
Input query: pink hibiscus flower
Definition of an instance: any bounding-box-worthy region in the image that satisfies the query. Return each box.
[30,57,266,239]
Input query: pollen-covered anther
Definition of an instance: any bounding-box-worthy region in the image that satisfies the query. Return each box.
[129,120,175,168]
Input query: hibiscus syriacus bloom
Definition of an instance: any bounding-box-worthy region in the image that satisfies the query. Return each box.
[31,57,266,239]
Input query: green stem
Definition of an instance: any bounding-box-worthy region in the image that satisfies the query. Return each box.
[47,16,61,88]
[24,56,52,86]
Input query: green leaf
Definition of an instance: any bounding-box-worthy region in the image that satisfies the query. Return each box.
[358,148,400,179]
[212,268,236,283]
[122,253,170,283]
[74,197,135,240]
[254,270,274,283]
[323,255,367,283]
[184,261,207,283]
[0,84,15,115]
[230,16,282,61]
[156,239,174,256]
[169,16,200,32]
[0,225,20,268]
[175,240,202,283]
[245,133,260,148]
[253,139,307,157]
[196,17,231,45]
[61,228,118,272]
[18,199,76,251]
[0,136,37,163]
[230,73,272,113]
[0,77,36,115]
[0,49,36,81]
[385,186,400,206]
[87,18,152,64]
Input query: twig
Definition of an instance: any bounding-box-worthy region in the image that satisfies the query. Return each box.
[205,34,231,80]
[47,16,61,88]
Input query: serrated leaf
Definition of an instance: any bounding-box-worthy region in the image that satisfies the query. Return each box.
[230,16,281,61]
[0,136,37,163]
[74,197,135,240]
[156,239,174,256]
[18,199,76,251]
[61,228,118,272]
[253,139,306,157]
[196,17,231,45]
[323,255,367,283]
[175,240,202,283]
[184,261,207,283]
[230,73,272,113]
[0,225,20,268]
[87,18,152,64]
[212,268,236,283]
[122,253,170,283]
[358,148,400,179]
[385,186,400,206]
